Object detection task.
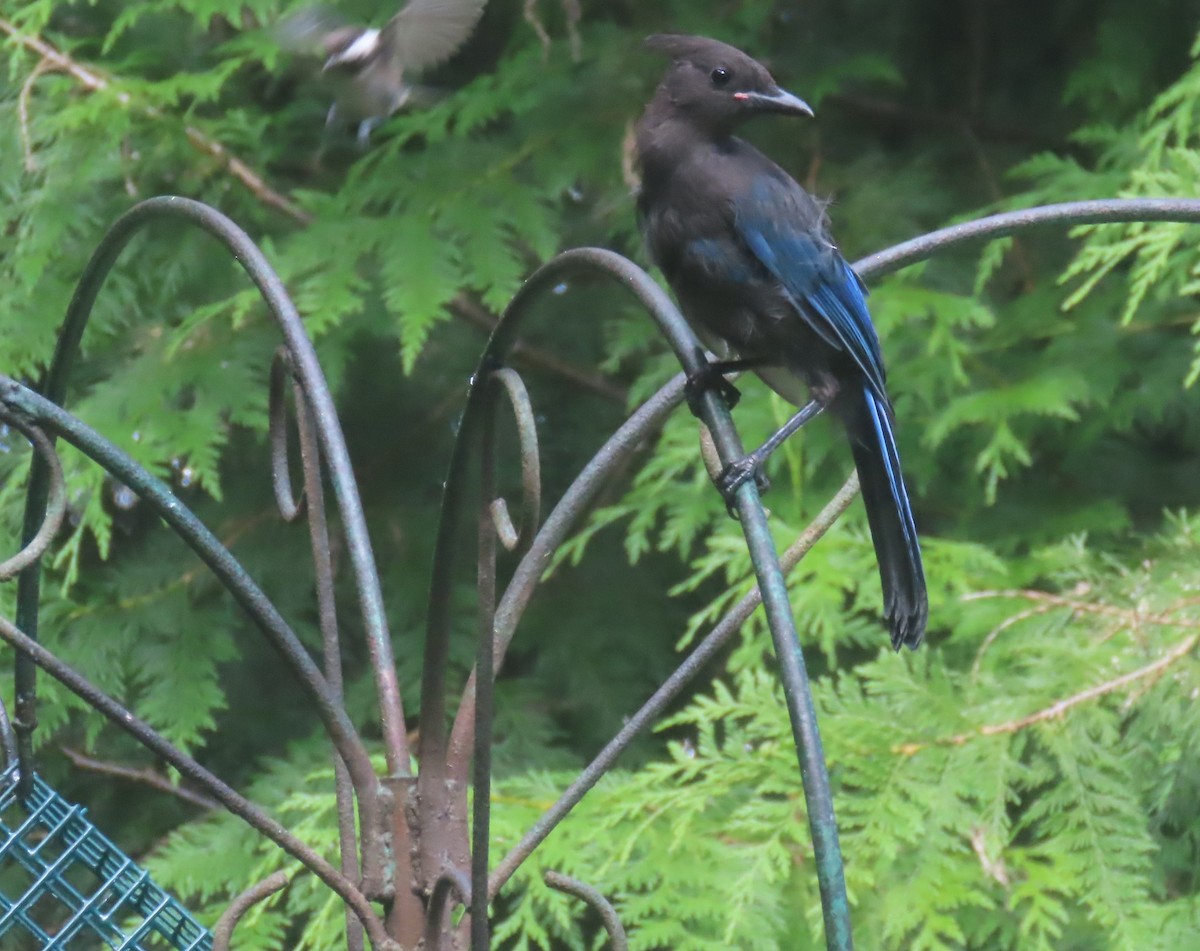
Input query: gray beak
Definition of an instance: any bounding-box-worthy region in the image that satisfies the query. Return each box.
[735,86,814,118]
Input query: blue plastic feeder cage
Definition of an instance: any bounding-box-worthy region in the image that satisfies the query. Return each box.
[0,761,213,949]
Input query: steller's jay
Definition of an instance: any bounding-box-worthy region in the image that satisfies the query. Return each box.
[634,34,927,649]
[279,0,486,147]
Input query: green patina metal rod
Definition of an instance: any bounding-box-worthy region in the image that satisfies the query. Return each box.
[428,246,854,949]
[15,196,411,781]
[547,249,853,951]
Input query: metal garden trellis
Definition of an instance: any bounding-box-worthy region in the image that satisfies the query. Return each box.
[1,195,1199,950]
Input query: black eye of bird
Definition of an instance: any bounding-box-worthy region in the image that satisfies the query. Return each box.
[710,67,732,87]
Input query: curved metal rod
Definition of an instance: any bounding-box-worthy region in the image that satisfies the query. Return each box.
[543,871,628,951]
[0,614,395,951]
[433,198,1200,940]
[20,195,409,776]
[489,474,860,898]
[0,412,66,582]
[7,407,69,795]
[446,377,686,787]
[268,349,306,524]
[425,247,852,949]
[418,265,677,871]
[0,375,388,894]
[468,371,507,951]
[212,870,292,951]
[854,197,1200,280]
[289,359,367,947]
[424,868,471,951]
[424,257,688,768]
[486,368,542,552]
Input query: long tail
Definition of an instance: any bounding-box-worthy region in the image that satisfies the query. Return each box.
[844,384,928,649]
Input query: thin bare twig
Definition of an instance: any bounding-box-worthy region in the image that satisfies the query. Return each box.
[523,0,552,56]
[0,19,311,224]
[61,746,219,810]
[895,632,1199,756]
[970,826,1010,889]
[562,0,582,62]
[4,20,629,406]
[960,125,1037,291]
[18,55,53,172]
[970,601,1060,681]
[964,588,1200,630]
[620,122,640,193]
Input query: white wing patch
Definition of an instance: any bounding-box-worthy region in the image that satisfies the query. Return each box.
[325,28,382,67]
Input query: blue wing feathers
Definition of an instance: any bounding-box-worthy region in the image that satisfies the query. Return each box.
[735,185,889,402]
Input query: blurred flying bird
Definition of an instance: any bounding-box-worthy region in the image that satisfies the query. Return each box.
[279,0,487,146]
[634,34,928,649]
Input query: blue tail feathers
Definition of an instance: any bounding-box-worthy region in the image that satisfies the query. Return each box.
[849,385,928,649]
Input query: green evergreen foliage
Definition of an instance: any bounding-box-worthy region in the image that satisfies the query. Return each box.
[2,1,1200,947]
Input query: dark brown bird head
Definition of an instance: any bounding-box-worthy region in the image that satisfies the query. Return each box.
[644,34,813,137]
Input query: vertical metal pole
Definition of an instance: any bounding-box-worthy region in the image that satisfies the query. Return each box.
[730,481,852,950]
[470,383,499,949]
[293,377,365,951]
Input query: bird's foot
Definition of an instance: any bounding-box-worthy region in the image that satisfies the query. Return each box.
[685,362,741,418]
[716,455,770,517]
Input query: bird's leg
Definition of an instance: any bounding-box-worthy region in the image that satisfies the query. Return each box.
[684,353,770,418]
[355,117,381,150]
[718,399,826,511]
[310,104,342,168]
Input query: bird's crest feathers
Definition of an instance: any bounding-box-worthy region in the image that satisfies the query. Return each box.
[644,34,772,81]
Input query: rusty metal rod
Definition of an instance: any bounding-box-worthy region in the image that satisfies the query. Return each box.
[488,473,860,897]
[0,413,66,582]
[544,871,628,951]
[0,375,389,893]
[428,245,853,947]
[0,615,394,950]
[212,871,291,951]
[290,360,366,948]
[20,196,410,778]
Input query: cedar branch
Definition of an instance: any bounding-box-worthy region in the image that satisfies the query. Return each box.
[0,19,312,224]
[0,20,625,404]
[895,632,1199,756]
